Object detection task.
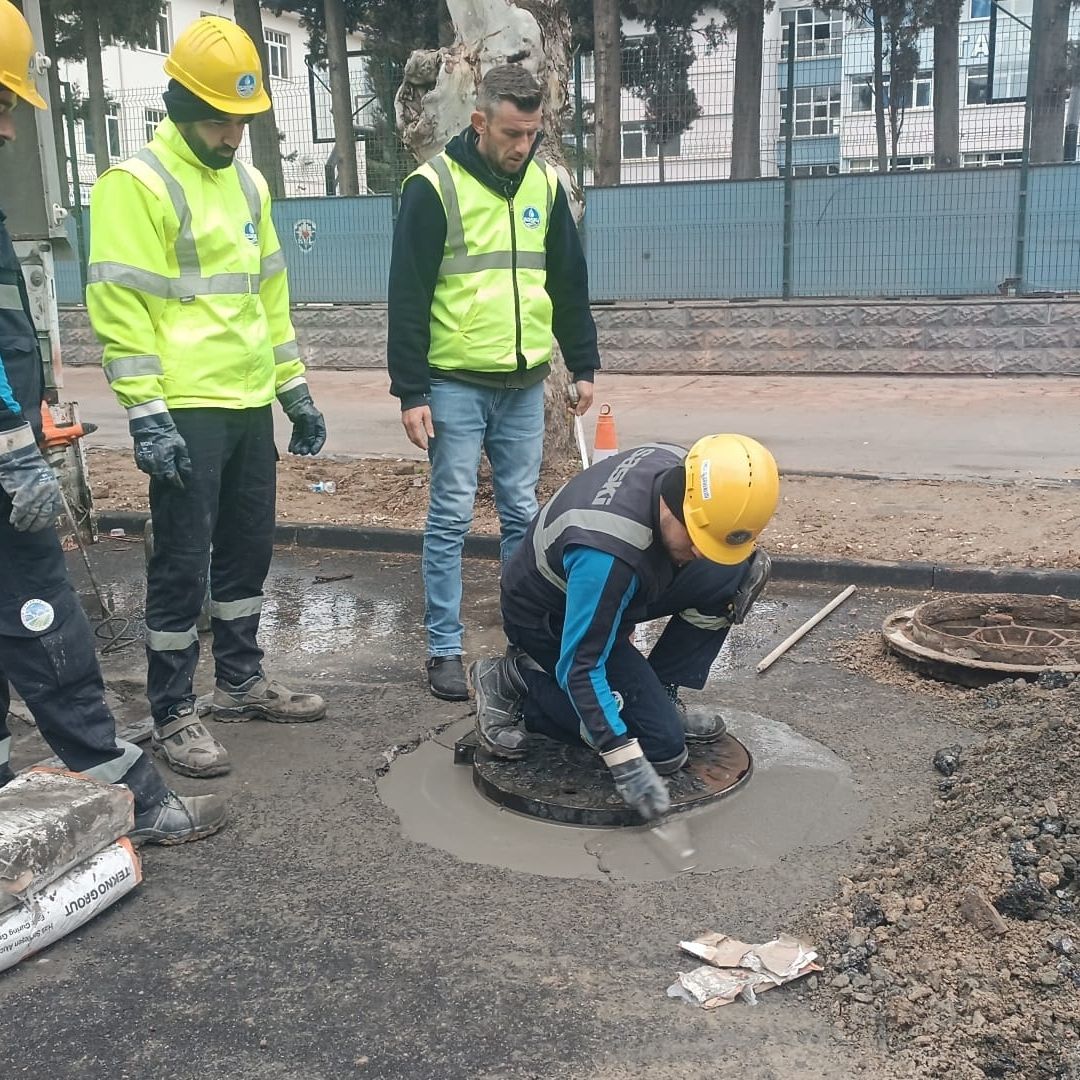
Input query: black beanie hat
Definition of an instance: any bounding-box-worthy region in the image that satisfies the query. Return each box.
[162,78,227,123]
[659,465,686,524]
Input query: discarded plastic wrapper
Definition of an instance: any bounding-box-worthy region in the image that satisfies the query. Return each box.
[0,839,142,973]
[0,770,134,914]
[667,932,821,1008]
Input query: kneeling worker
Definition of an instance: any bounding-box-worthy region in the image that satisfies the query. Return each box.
[470,435,779,821]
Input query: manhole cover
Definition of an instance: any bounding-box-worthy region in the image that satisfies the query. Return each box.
[883,593,1080,687]
[456,730,752,827]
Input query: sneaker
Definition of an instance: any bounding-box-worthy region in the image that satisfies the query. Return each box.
[212,672,326,723]
[470,656,529,759]
[152,703,231,778]
[665,685,727,743]
[129,791,227,846]
[426,655,469,702]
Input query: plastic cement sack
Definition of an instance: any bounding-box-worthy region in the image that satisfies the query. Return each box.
[0,839,142,973]
[0,769,134,914]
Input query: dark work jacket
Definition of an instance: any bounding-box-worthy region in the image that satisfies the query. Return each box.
[0,208,44,439]
[387,127,600,411]
[501,443,687,633]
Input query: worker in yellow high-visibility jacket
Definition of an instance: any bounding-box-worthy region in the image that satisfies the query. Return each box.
[87,16,328,781]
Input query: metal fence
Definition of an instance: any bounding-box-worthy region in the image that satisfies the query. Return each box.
[52,6,1080,305]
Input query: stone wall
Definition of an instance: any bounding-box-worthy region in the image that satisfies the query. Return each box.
[59,296,1080,375]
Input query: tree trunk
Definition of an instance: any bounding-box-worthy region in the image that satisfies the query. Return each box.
[325,0,360,195]
[81,0,111,180]
[233,0,286,198]
[1028,0,1071,164]
[887,33,900,168]
[39,0,69,206]
[932,2,960,170]
[872,8,888,172]
[592,0,621,186]
[729,0,764,180]
[395,0,582,469]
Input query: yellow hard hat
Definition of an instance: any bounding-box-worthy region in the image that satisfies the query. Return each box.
[163,16,270,115]
[0,0,46,109]
[682,434,780,565]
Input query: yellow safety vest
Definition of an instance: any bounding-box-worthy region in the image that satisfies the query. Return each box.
[86,118,304,417]
[409,152,559,374]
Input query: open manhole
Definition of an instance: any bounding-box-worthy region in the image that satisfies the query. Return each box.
[455,730,752,827]
[883,593,1080,687]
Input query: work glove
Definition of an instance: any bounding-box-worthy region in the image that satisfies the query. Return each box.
[278,383,326,456]
[601,739,671,822]
[129,411,192,489]
[730,547,772,625]
[0,425,63,532]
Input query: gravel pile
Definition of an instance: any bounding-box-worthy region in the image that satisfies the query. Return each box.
[804,675,1080,1078]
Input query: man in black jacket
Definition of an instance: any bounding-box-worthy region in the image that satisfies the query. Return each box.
[0,0,224,844]
[387,64,599,701]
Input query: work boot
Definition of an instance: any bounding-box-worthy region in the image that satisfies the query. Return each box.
[152,702,231,778]
[211,671,326,723]
[665,685,727,743]
[426,655,469,702]
[652,745,690,776]
[129,791,228,847]
[470,655,529,759]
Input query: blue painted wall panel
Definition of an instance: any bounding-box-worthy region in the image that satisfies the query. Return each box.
[791,168,1019,297]
[582,180,785,300]
[53,168,1080,308]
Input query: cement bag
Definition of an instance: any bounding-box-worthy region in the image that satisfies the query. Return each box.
[0,839,142,973]
[0,769,134,914]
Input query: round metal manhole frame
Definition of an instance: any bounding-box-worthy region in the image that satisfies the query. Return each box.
[883,593,1080,688]
[459,732,752,827]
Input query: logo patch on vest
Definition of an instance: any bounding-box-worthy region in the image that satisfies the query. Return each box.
[521,206,542,230]
[294,219,317,253]
[236,73,257,98]
[244,221,258,245]
[20,599,54,633]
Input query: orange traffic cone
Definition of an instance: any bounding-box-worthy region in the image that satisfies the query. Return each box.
[593,403,618,462]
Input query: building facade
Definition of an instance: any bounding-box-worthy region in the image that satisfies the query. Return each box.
[57,0,369,198]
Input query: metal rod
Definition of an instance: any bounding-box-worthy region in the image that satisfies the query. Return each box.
[756,585,856,674]
[1013,9,1038,294]
[573,48,585,193]
[61,82,87,296]
[781,21,796,301]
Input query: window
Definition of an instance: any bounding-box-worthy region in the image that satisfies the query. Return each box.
[85,104,122,159]
[264,28,289,79]
[970,0,992,17]
[781,7,844,59]
[578,52,594,81]
[966,65,989,105]
[621,122,681,160]
[850,71,932,113]
[151,3,171,54]
[144,107,165,143]
[781,84,842,137]
[792,163,839,177]
[963,150,1023,167]
[847,156,932,172]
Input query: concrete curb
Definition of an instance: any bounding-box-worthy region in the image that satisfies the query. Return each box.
[95,511,1080,600]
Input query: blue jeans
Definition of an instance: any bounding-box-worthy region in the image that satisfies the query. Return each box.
[424,378,545,657]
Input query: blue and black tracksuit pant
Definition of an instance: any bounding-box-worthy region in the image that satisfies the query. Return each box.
[503,555,747,766]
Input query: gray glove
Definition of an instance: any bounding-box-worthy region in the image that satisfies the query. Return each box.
[601,739,671,821]
[278,383,326,456]
[130,411,191,488]
[731,547,771,624]
[0,424,63,532]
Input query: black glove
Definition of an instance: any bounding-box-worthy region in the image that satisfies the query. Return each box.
[601,739,671,822]
[129,410,192,488]
[278,383,326,456]
[731,547,771,624]
[0,424,63,532]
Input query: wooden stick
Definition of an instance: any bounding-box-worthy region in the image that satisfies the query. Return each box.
[756,585,857,673]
